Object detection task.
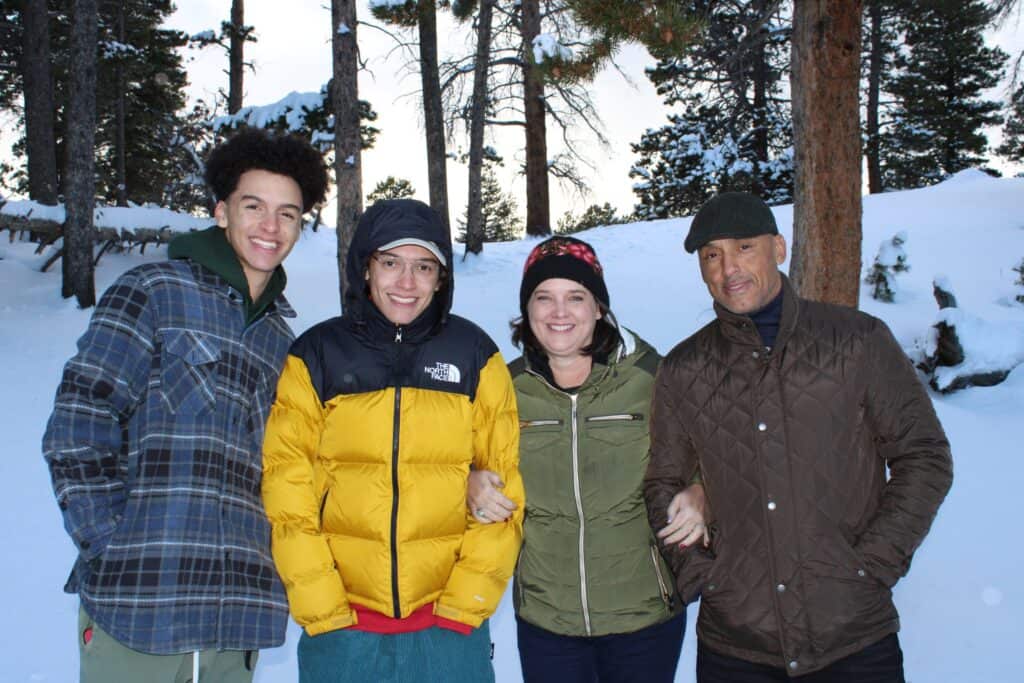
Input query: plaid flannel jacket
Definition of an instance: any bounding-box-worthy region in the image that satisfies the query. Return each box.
[43,258,295,654]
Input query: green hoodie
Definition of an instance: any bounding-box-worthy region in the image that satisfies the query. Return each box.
[168,226,287,325]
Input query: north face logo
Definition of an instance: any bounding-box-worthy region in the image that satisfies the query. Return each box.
[425,362,461,383]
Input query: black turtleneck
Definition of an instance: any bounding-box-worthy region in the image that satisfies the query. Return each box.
[749,287,784,350]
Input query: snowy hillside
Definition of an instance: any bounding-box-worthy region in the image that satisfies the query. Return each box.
[1,172,1021,682]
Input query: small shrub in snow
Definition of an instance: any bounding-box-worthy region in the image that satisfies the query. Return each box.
[1014,258,1024,304]
[865,231,909,302]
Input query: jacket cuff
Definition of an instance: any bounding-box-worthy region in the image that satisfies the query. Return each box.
[302,610,358,637]
[435,616,473,635]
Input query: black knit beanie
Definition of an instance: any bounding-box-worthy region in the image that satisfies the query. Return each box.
[519,236,609,316]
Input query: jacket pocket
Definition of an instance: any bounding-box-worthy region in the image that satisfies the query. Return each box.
[158,330,220,415]
[585,413,647,446]
[519,418,563,450]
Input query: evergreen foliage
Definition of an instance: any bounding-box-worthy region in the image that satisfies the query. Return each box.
[456,165,522,243]
[997,83,1024,164]
[556,202,623,234]
[865,230,909,302]
[630,1,793,220]
[368,176,416,203]
[879,0,1007,189]
[0,0,207,210]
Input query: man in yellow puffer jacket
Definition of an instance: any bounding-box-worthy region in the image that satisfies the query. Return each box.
[262,199,524,682]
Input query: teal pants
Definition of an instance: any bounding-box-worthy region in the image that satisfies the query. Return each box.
[298,622,494,683]
[78,605,257,683]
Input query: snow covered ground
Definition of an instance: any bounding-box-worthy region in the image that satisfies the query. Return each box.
[1,172,1021,681]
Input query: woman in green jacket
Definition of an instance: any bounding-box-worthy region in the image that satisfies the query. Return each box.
[469,236,707,682]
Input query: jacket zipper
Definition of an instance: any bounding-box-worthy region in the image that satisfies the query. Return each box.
[650,545,673,608]
[390,324,404,617]
[520,418,562,428]
[585,413,644,423]
[569,393,592,635]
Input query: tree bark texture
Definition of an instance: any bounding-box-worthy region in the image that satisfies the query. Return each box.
[229,0,244,114]
[332,0,363,307]
[789,0,863,308]
[521,0,550,236]
[63,0,99,307]
[20,0,59,205]
[865,0,883,194]
[463,0,495,257]
[418,0,451,238]
[114,0,127,206]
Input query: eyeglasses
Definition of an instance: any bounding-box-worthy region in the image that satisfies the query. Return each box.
[371,252,442,280]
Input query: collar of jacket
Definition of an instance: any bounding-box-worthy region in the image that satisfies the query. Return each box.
[168,226,291,324]
[352,294,443,345]
[714,273,801,351]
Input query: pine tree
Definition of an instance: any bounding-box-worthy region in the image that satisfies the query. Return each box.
[456,165,522,243]
[630,1,793,220]
[879,0,1007,189]
[997,83,1024,164]
[556,202,622,234]
[1,1,201,208]
[368,177,416,203]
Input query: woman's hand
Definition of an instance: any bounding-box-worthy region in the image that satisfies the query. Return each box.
[467,469,518,523]
[656,483,709,549]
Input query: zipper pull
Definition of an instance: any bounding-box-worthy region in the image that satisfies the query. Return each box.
[395,327,403,343]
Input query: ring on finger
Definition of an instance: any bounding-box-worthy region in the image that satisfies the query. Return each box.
[476,508,487,518]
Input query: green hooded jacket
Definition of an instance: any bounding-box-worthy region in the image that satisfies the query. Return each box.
[510,329,681,637]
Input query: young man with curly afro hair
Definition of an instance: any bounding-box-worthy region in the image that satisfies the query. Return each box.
[43,129,328,682]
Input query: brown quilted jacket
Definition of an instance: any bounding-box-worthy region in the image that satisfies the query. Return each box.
[644,276,952,676]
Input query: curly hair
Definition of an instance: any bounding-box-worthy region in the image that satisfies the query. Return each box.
[204,128,329,212]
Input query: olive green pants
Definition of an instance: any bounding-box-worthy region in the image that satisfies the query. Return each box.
[78,605,258,683]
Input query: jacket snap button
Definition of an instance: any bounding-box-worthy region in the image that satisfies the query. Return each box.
[857,569,866,577]
[707,583,716,591]
[767,501,777,511]
[752,351,760,359]
[776,583,786,593]
[757,422,767,431]
[789,661,799,670]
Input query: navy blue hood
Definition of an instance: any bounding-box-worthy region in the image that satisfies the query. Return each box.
[345,199,453,331]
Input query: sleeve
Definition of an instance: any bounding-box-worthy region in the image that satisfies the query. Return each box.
[855,320,954,587]
[643,359,714,604]
[42,271,155,563]
[262,354,355,635]
[435,351,525,628]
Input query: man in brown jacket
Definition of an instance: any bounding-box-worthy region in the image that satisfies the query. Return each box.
[644,192,953,682]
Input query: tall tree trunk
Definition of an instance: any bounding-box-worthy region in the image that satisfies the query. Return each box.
[228,0,244,114]
[750,0,770,196]
[418,0,450,238]
[789,0,863,307]
[463,0,494,257]
[114,0,127,206]
[521,0,550,236]
[21,0,59,205]
[865,0,884,194]
[332,0,363,307]
[63,0,98,307]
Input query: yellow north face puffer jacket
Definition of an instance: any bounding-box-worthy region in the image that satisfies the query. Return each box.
[262,199,524,637]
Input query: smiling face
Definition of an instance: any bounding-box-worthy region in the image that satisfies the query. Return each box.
[698,234,786,315]
[215,169,303,299]
[365,244,443,326]
[527,278,602,360]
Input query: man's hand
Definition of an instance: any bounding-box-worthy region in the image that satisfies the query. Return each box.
[467,469,518,523]
[657,483,709,549]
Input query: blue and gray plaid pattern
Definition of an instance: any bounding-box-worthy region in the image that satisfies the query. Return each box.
[43,259,295,654]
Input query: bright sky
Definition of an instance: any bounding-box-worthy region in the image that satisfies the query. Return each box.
[166,1,667,226]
